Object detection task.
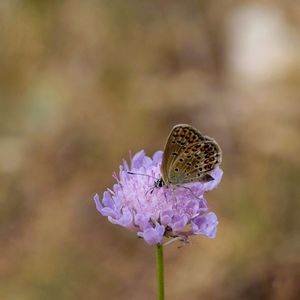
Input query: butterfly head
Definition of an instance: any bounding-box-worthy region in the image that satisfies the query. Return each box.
[154,178,165,188]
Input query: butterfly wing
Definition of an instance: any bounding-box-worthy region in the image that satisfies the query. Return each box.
[161,124,207,184]
[167,137,222,185]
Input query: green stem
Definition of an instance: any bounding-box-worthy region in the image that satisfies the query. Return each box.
[156,244,164,300]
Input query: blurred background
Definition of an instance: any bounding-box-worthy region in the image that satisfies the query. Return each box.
[0,1,299,299]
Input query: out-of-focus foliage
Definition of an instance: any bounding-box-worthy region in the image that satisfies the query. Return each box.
[0,1,299,299]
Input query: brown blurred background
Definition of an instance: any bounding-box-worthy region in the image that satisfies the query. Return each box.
[0,1,299,299]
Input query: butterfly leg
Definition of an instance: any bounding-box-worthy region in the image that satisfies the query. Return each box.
[145,185,155,196]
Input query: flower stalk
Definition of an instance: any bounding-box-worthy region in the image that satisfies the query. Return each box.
[156,244,164,300]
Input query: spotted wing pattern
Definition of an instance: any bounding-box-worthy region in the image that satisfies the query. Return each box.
[161,124,222,186]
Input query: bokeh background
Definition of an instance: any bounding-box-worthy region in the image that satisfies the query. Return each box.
[1,1,299,299]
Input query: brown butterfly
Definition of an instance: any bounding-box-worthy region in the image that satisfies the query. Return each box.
[155,124,222,188]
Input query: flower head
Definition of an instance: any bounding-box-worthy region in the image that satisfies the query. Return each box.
[94,150,223,245]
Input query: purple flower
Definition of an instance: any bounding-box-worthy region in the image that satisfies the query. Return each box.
[94,150,223,245]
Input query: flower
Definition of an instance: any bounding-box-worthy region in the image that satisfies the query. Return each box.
[94,150,223,245]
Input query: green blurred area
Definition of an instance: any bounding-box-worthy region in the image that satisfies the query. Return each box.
[0,1,299,299]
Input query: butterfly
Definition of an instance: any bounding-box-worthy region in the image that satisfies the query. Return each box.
[155,124,222,188]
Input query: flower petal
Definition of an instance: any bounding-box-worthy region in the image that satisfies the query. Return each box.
[131,150,146,170]
[102,191,114,208]
[94,193,103,210]
[138,223,165,245]
[160,210,174,225]
[152,151,163,164]
[170,214,188,232]
[135,213,151,230]
[191,212,218,238]
[108,207,133,229]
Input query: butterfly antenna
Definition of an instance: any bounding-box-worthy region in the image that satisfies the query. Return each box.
[126,171,159,181]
